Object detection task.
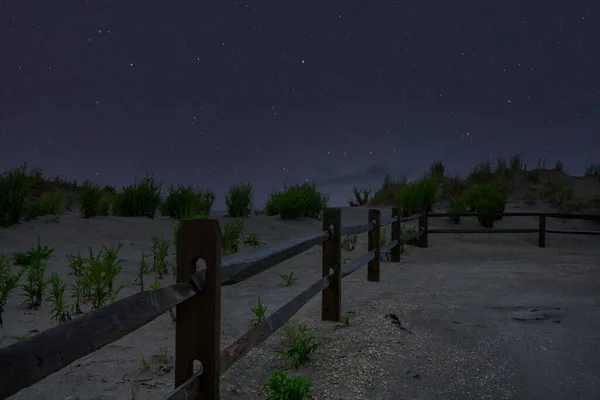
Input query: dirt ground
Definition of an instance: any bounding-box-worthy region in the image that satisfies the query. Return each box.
[1,204,599,400]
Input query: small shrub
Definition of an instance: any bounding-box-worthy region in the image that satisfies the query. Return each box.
[135,251,151,291]
[584,164,600,178]
[441,175,466,199]
[22,197,43,221]
[370,174,407,205]
[275,324,320,369]
[76,245,124,311]
[225,182,254,217]
[553,160,565,173]
[112,175,162,218]
[242,233,262,248]
[223,218,244,255]
[348,187,371,206]
[268,183,329,220]
[340,315,351,326]
[0,164,30,227]
[40,191,63,219]
[447,196,468,224]
[160,184,215,219]
[250,297,267,326]
[279,272,297,286]
[341,234,357,251]
[264,190,284,216]
[47,272,71,323]
[0,254,23,327]
[67,252,85,276]
[12,235,55,266]
[463,185,507,228]
[97,196,112,216]
[21,254,48,309]
[429,160,445,181]
[467,161,494,184]
[151,236,170,279]
[394,176,437,217]
[79,181,103,218]
[150,280,161,290]
[527,169,541,182]
[536,158,547,169]
[262,369,312,400]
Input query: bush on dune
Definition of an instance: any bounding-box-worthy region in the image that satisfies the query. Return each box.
[265,182,329,220]
[79,181,103,218]
[160,184,215,219]
[112,175,162,218]
[0,164,31,227]
[394,176,437,217]
[225,182,254,217]
[462,184,508,228]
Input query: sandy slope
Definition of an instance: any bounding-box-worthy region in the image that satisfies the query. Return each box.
[1,205,599,400]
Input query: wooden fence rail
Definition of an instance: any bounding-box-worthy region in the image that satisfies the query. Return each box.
[423,211,600,248]
[0,207,425,400]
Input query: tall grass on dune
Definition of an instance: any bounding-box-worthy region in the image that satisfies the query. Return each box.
[394,176,437,217]
[160,184,215,219]
[225,182,254,218]
[265,182,328,220]
[112,175,162,218]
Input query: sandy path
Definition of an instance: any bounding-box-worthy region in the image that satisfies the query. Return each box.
[1,206,599,399]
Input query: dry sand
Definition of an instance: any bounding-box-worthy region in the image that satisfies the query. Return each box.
[1,203,599,400]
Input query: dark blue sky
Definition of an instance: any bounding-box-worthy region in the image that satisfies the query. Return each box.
[1,1,599,207]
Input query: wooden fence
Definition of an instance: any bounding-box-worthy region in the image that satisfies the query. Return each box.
[0,207,424,400]
[0,208,597,399]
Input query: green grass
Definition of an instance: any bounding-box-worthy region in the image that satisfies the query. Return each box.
[79,181,103,218]
[265,182,329,220]
[463,185,508,228]
[160,184,215,219]
[394,176,437,217]
[112,175,162,218]
[225,182,254,217]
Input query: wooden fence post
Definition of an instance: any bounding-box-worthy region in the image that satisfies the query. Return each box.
[368,209,381,282]
[175,219,221,399]
[322,208,342,322]
[538,215,546,248]
[391,207,401,262]
[417,208,428,248]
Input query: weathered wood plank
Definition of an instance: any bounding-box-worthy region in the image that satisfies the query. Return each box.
[166,370,204,400]
[427,228,539,234]
[381,239,398,254]
[0,282,197,399]
[546,229,600,235]
[341,251,375,278]
[430,212,600,220]
[400,231,422,242]
[341,222,373,236]
[399,213,421,222]
[391,207,401,262]
[220,274,331,374]
[219,231,329,285]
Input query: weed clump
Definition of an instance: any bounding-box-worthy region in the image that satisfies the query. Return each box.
[447,196,468,224]
[463,185,508,228]
[394,176,437,217]
[0,164,30,227]
[225,182,254,217]
[275,323,320,369]
[223,218,244,255]
[79,181,103,218]
[369,174,407,205]
[160,184,215,219]
[262,369,312,400]
[112,175,162,218]
[347,187,371,206]
[0,254,23,327]
[47,272,71,323]
[265,183,329,220]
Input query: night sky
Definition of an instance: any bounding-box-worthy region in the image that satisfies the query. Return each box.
[1,1,599,207]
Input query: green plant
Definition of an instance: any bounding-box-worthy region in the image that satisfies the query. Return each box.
[369,174,407,205]
[242,233,262,248]
[536,157,547,169]
[79,180,103,218]
[467,161,494,184]
[395,176,437,217]
[348,187,371,206]
[151,236,170,279]
[223,218,244,255]
[12,235,55,266]
[429,160,445,181]
[40,190,63,222]
[150,280,162,290]
[67,252,85,276]
[0,254,23,328]
[553,160,565,173]
[101,244,124,296]
[75,246,124,311]
[112,175,162,218]
[70,279,85,315]
[47,272,71,323]
[225,182,254,217]
[584,164,600,178]
[340,315,350,326]
[266,183,329,220]
[22,197,43,221]
[21,254,48,309]
[527,169,541,182]
[135,251,151,291]
[274,324,320,369]
[448,196,468,224]
[463,185,507,228]
[279,272,297,286]
[160,184,215,219]
[0,164,31,227]
[441,175,466,199]
[97,196,112,216]
[250,297,267,326]
[262,369,312,400]
[341,234,357,251]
